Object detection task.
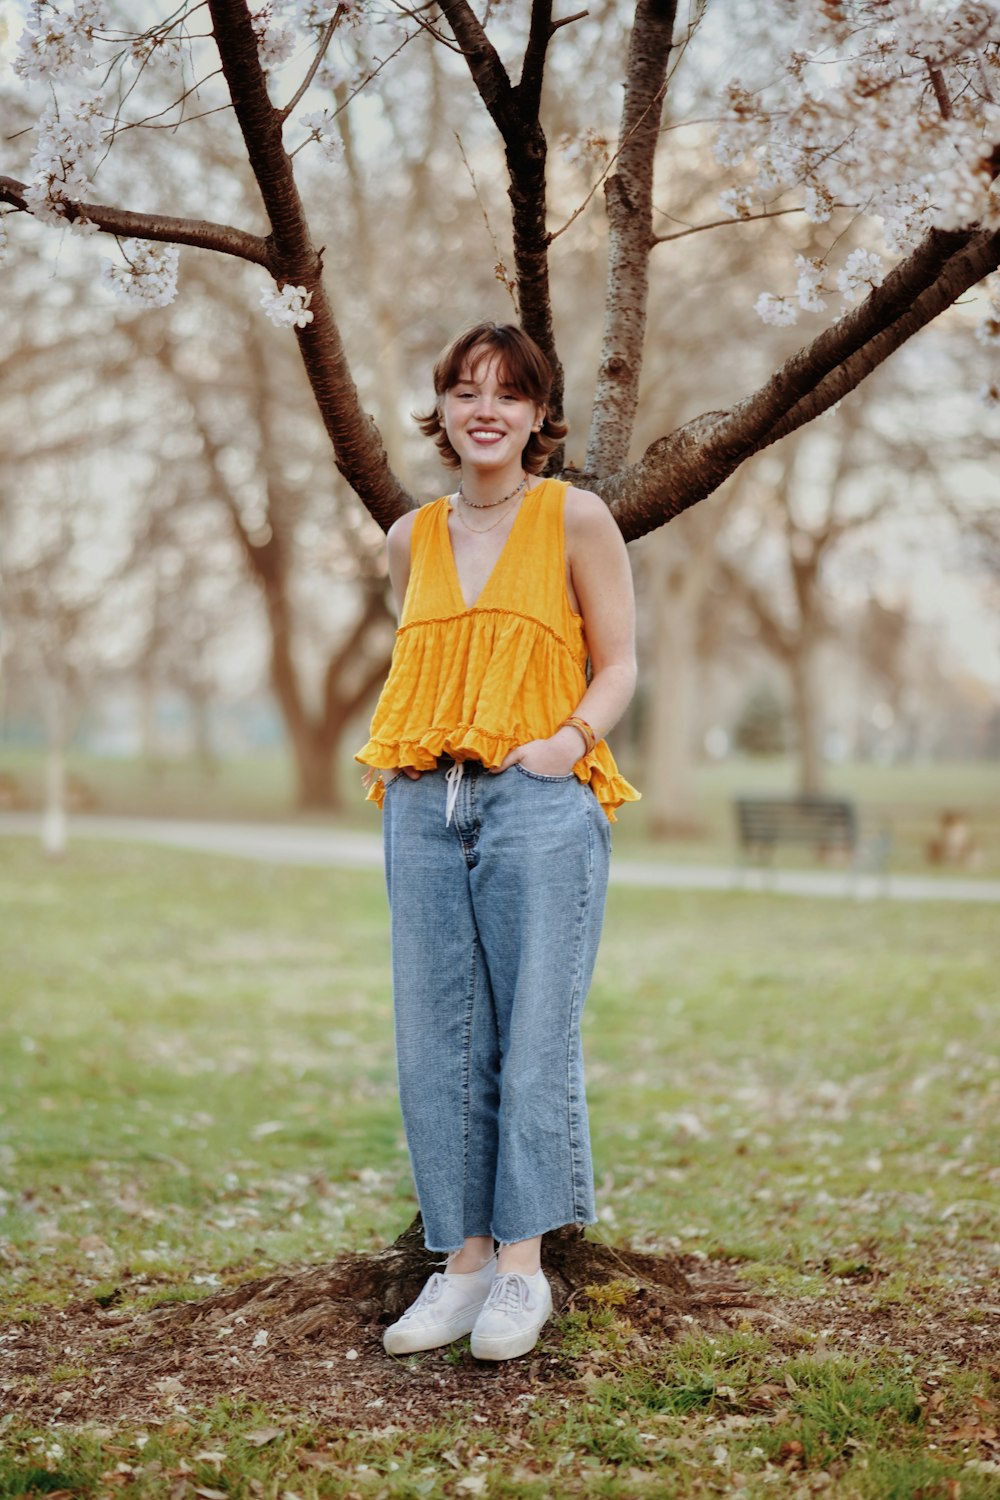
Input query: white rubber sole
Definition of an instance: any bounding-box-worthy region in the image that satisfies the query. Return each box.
[383,1305,484,1356]
[469,1282,553,1361]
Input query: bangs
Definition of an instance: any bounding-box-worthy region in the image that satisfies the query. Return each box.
[433,323,552,405]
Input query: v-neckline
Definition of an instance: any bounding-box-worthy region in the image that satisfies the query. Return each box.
[443,483,539,612]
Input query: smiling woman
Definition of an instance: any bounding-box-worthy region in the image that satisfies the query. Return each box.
[355,321,639,1363]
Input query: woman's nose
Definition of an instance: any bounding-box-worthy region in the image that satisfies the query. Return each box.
[473,392,497,417]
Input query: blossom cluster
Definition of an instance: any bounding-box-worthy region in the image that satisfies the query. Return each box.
[976,272,1000,345]
[14,0,107,82]
[714,1,1000,326]
[100,239,180,307]
[251,3,296,73]
[23,92,103,229]
[299,109,344,163]
[260,283,315,328]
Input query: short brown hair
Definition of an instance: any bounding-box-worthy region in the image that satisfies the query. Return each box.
[415,321,568,473]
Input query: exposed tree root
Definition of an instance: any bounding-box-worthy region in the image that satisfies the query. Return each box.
[130,1218,713,1350]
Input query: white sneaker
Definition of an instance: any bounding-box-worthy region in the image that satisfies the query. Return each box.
[383,1257,497,1356]
[469,1269,552,1361]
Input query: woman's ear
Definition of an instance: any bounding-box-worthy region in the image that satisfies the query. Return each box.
[533,406,546,433]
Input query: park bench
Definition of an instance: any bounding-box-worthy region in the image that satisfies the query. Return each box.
[734,795,891,875]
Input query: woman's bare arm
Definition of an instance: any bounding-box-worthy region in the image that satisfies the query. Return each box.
[497,486,637,775]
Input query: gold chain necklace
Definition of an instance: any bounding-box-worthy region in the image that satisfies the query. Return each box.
[453,492,524,534]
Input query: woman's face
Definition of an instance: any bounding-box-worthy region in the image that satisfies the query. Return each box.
[440,352,543,475]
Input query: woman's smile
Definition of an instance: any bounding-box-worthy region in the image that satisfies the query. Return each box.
[442,354,541,477]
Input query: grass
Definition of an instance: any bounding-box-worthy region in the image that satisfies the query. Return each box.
[2,746,999,875]
[1,833,998,1496]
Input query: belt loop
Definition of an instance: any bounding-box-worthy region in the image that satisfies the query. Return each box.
[444,760,464,826]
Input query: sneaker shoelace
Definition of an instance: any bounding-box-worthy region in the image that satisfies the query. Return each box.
[399,1272,447,1319]
[482,1272,535,1317]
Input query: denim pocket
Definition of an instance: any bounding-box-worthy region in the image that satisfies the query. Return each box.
[381,769,404,792]
[513,764,577,784]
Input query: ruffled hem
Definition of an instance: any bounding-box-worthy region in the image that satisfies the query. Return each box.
[356,727,640,822]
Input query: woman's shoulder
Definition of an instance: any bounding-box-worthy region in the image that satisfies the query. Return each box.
[561,483,623,544]
[387,495,448,549]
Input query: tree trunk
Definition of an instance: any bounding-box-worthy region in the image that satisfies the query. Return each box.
[289,723,338,811]
[41,683,68,860]
[642,495,735,836]
[790,644,823,796]
[644,573,702,838]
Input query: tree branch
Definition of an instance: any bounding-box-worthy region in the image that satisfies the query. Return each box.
[278,9,342,122]
[0,176,271,266]
[520,1,554,120]
[585,222,1000,541]
[585,0,678,474]
[206,0,413,530]
[438,0,564,434]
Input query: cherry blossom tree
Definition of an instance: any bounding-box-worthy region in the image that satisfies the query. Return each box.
[2,0,998,551]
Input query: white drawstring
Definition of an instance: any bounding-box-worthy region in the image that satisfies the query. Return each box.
[444,760,464,826]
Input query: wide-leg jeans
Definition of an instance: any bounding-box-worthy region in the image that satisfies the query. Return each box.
[382,759,611,1252]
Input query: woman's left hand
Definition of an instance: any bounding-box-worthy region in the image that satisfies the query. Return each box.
[494,726,583,777]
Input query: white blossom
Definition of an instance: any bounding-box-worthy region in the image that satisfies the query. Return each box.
[23,91,103,229]
[715,2,1000,293]
[100,240,180,308]
[803,183,835,225]
[299,109,344,164]
[14,0,107,82]
[836,248,885,303]
[260,283,314,329]
[251,5,296,72]
[754,292,798,327]
[979,382,1000,408]
[719,185,754,220]
[795,255,827,313]
[0,214,8,269]
[128,30,184,73]
[872,184,935,255]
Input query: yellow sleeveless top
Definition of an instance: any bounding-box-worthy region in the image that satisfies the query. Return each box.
[355,478,640,821]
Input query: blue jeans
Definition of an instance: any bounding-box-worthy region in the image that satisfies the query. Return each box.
[382,759,611,1252]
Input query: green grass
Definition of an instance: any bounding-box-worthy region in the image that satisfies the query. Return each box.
[1,836,998,1497]
[2,747,999,874]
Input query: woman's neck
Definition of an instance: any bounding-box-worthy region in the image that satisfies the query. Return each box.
[458,464,527,507]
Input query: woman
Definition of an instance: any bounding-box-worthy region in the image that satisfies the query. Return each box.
[356,321,639,1361]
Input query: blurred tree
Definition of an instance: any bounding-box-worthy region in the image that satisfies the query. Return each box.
[731,680,788,757]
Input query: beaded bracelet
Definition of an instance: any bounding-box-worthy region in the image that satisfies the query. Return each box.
[561,715,597,757]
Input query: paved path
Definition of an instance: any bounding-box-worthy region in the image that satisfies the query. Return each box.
[3,812,999,903]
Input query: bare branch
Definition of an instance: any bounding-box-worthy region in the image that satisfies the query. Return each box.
[438,0,564,431]
[586,223,1000,541]
[926,60,953,119]
[454,131,519,313]
[551,10,589,35]
[206,0,413,529]
[0,176,271,266]
[585,0,678,474]
[520,1,554,121]
[652,203,855,245]
[279,9,342,122]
